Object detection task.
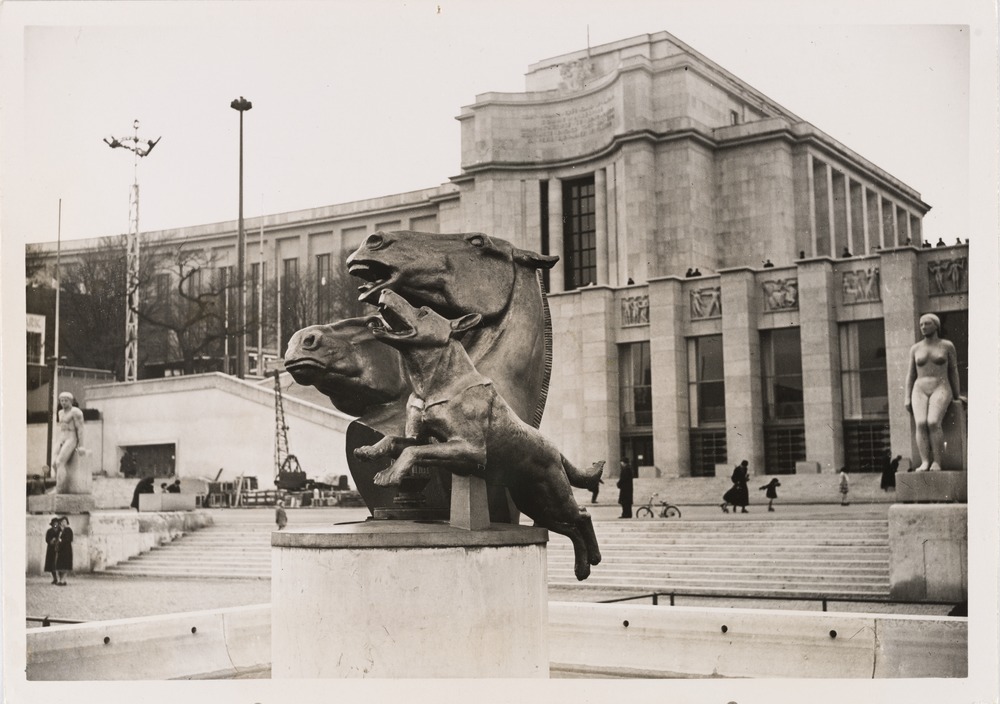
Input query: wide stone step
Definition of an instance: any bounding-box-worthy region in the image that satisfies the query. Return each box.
[547,573,889,593]
[104,565,269,579]
[548,564,888,582]
[548,557,888,573]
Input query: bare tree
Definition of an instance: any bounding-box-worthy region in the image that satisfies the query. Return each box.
[137,239,246,376]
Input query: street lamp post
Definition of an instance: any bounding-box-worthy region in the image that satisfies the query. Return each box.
[231,96,252,379]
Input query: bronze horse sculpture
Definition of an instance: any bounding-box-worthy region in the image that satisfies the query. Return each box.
[286,231,595,521]
[355,289,602,580]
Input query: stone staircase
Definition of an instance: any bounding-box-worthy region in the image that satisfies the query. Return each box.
[548,519,891,598]
[105,518,891,599]
[104,522,272,580]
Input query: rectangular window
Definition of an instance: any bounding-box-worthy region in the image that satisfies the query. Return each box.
[156,273,171,302]
[27,331,43,366]
[250,262,266,335]
[689,429,726,477]
[316,253,332,323]
[840,319,889,419]
[562,176,597,290]
[761,328,804,421]
[688,335,725,426]
[621,435,654,469]
[619,342,652,429]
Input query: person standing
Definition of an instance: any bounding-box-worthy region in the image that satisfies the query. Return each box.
[759,478,781,512]
[130,475,156,511]
[722,460,751,514]
[881,452,901,491]
[275,499,288,530]
[616,458,633,519]
[54,516,73,585]
[43,517,61,585]
[839,468,850,506]
[590,476,604,504]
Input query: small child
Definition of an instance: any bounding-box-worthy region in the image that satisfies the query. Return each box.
[839,468,850,506]
[275,499,288,530]
[759,478,781,512]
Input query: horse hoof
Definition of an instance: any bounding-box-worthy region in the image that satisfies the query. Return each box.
[589,551,602,566]
[574,563,591,581]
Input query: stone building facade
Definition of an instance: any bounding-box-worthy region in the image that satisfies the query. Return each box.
[29,32,969,478]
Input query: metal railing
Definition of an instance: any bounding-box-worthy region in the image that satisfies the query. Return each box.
[598,591,965,614]
[27,616,86,628]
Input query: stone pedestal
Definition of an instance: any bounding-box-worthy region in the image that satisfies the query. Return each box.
[895,471,967,503]
[888,504,967,601]
[27,494,95,515]
[271,521,549,678]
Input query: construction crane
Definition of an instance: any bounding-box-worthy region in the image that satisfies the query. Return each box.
[273,370,306,490]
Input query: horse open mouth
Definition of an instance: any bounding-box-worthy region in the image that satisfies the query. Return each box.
[366,303,415,339]
[348,260,396,304]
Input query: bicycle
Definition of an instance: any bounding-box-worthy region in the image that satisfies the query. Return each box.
[635,492,682,519]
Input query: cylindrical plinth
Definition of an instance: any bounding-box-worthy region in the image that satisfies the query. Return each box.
[271,521,549,678]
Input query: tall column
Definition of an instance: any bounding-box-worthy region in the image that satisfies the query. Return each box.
[595,168,609,285]
[548,177,564,292]
[825,163,836,257]
[648,277,689,476]
[806,154,817,257]
[578,286,619,472]
[860,185,870,254]
[844,175,853,253]
[879,247,920,461]
[719,268,764,475]
[876,194,885,249]
[798,258,844,472]
[606,162,620,287]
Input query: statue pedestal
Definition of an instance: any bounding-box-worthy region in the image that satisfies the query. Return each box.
[27,494,95,515]
[889,503,967,601]
[271,521,549,678]
[895,471,967,503]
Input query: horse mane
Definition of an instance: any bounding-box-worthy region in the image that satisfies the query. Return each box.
[531,268,553,430]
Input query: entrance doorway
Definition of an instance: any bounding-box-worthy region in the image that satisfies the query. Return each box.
[122,444,176,478]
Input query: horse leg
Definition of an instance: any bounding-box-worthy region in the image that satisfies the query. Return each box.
[542,520,591,581]
[575,509,602,566]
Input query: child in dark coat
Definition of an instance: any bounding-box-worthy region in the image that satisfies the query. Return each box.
[759,478,781,512]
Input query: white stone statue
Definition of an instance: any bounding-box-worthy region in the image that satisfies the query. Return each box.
[905,313,963,471]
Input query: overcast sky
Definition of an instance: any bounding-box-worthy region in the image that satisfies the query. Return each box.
[0,1,986,246]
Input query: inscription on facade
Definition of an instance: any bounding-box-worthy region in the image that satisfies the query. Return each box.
[690,287,722,319]
[842,268,881,304]
[621,295,649,327]
[762,279,798,311]
[520,93,615,146]
[928,257,968,296]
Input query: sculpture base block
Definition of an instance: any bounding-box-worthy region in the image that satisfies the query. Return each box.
[27,494,95,515]
[371,506,450,520]
[271,521,549,678]
[895,471,967,503]
[889,504,967,601]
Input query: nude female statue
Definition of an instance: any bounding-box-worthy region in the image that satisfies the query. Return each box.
[52,391,85,491]
[905,313,962,471]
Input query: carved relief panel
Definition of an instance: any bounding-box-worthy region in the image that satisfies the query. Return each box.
[762,279,798,311]
[928,257,968,296]
[690,287,722,319]
[621,295,649,327]
[842,268,881,304]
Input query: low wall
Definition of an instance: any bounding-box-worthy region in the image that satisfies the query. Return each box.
[26,604,270,680]
[548,603,967,678]
[24,602,966,680]
[26,511,214,575]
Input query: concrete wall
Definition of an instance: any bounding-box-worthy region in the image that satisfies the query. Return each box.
[25,601,965,680]
[26,604,269,680]
[548,602,967,678]
[26,511,214,575]
[85,373,353,486]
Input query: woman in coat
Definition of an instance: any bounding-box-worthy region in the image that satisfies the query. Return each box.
[721,460,751,513]
[54,516,73,585]
[43,517,61,585]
